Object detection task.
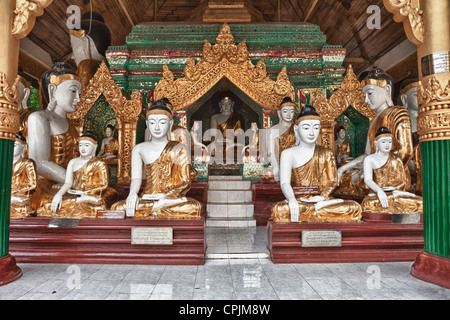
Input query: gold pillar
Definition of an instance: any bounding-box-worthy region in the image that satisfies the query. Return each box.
[384,0,450,289]
[0,0,52,286]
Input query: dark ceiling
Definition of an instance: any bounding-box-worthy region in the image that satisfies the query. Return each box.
[27,0,407,75]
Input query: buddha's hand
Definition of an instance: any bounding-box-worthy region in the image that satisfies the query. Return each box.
[126,193,138,217]
[288,198,299,223]
[376,190,389,208]
[142,193,166,201]
[76,195,101,203]
[11,195,27,203]
[51,193,63,212]
[392,190,416,198]
[336,167,345,185]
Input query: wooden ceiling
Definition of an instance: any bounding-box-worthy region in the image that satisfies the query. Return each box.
[27,0,408,75]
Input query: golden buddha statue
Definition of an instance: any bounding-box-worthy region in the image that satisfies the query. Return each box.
[334,125,352,166]
[271,105,362,223]
[10,132,37,218]
[261,97,297,181]
[111,100,202,219]
[208,95,244,163]
[400,74,421,194]
[361,127,422,214]
[337,68,414,195]
[27,62,82,210]
[37,132,118,218]
[97,124,119,165]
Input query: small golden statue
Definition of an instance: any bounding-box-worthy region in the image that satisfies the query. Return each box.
[270,105,362,223]
[361,127,422,214]
[111,99,202,219]
[334,125,351,166]
[97,124,119,165]
[37,131,118,218]
[10,132,37,218]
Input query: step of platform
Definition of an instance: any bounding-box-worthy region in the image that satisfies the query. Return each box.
[205,217,256,228]
[207,203,254,218]
[207,190,253,203]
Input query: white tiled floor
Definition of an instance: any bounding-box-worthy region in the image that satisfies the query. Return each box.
[0,227,449,300]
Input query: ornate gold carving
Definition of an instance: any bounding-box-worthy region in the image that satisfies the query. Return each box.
[154,23,296,110]
[68,61,142,183]
[11,0,53,39]
[417,76,450,141]
[313,65,375,150]
[383,0,424,46]
[0,72,20,140]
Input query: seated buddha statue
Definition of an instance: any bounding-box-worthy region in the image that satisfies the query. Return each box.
[37,131,118,218]
[261,97,297,181]
[27,62,81,210]
[335,126,351,166]
[400,74,421,194]
[17,68,33,140]
[69,11,111,90]
[97,124,119,165]
[190,120,209,162]
[242,122,259,163]
[337,68,414,195]
[271,105,362,223]
[208,95,244,163]
[10,132,37,218]
[111,100,202,219]
[361,127,422,214]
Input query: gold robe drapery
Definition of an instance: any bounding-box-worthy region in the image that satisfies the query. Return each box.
[37,157,118,218]
[112,141,202,219]
[271,146,362,223]
[361,153,423,214]
[10,157,37,218]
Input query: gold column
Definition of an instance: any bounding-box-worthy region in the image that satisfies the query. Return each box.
[0,0,52,286]
[384,0,450,289]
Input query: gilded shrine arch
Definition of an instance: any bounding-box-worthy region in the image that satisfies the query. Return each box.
[67,61,142,183]
[313,65,376,152]
[154,23,296,111]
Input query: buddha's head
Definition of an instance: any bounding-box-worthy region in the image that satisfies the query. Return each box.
[41,62,81,113]
[105,124,115,138]
[69,11,111,65]
[295,105,321,145]
[374,127,393,154]
[146,99,174,141]
[218,96,234,114]
[361,68,394,111]
[337,127,346,139]
[14,132,26,158]
[277,97,296,123]
[400,74,419,114]
[18,68,31,111]
[79,131,98,158]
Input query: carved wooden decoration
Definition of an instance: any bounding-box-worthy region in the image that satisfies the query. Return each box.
[313,64,376,151]
[68,61,142,183]
[154,23,296,110]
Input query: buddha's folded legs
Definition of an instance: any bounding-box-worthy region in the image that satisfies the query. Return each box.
[271,199,362,223]
[10,199,33,218]
[362,193,423,214]
[111,197,202,219]
[37,195,109,218]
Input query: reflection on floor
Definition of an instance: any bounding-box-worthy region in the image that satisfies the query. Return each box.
[0,227,449,300]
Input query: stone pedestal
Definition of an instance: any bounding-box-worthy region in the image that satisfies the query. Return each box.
[206,176,256,227]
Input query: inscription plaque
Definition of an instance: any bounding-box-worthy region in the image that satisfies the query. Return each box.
[421,51,450,77]
[131,227,173,245]
[96,210,126,219]
[391,213,421,224]
[48,218,80,228]
[301,230,342,247]
[293,186,320,197]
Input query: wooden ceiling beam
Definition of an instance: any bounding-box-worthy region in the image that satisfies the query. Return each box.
[304,0,319,22]
[117,0,135,25]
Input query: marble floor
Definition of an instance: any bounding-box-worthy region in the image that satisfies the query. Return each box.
[0,227,449,301]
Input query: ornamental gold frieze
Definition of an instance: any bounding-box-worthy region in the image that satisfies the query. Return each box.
[11,0,52,39]
[0,72,20,140]
[417,76,450,141]
[383,0,424,46]
[153,23,296,110]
